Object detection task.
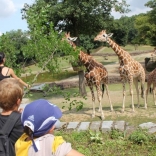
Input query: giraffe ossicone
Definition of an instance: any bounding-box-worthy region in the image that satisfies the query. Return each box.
[94,30,147,112]
[64,32,113,120]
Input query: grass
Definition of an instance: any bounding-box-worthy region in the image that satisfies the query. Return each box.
[22,70,78,83]
[24,82,156,126]
[23,44,155,126]
[22,45,156,155]
[23,45,154,127]
[54,129,156,156]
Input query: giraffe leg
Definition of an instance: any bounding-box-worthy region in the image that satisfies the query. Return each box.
[140,73,146,108]
[96,85,105,120]
[129,78,135,112]
[122,81,126,113]
[133,79,140,108]
[91,90,96,118]
[153,84,156,105]
[142,83,147,109]
[88,83,96,118]
[86,78,95,118]
[105,84,113,111]
[146,82,151,108]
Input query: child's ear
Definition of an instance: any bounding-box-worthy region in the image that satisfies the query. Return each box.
[13,99,21,111]
[17,98,21,106]
[48,125,55,134]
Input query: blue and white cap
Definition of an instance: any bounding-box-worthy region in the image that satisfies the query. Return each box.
[21,99,62,152]
[21,99,62,136]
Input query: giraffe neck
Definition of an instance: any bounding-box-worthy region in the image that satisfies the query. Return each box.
[79,51,92,70]
[107,38,131,60]
[80,51,104,71]
[71,42,77,49]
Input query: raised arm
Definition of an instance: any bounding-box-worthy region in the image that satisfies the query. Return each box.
[9,68,29,88]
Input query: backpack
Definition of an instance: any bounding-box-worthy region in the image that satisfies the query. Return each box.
[0,111,21,156]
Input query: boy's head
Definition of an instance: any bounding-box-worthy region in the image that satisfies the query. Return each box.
[0,78,24,111]
[21,99,62,137]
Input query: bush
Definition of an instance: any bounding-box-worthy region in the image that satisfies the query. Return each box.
[109,129,125,139]
[128,128,152,145]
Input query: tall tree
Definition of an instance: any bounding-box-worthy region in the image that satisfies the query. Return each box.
[110,16,138,46]
[145,0,156,45]
[134,14,151,45]
[22,0,130,45]
[21,0,129,96]
[133,0,156,45]
[0,30,30,75]
[21,2,78,86]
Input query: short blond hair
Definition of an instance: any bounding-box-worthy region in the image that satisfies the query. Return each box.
[0,78,24,111]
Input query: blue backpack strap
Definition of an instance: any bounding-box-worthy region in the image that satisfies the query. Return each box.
[0,111,21,136]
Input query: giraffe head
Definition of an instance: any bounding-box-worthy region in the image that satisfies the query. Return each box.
[64,33,92,65]
[94,30,113,42]
[63,32,77,47]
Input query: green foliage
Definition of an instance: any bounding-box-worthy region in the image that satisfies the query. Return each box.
[22,0,130,50]
[55,129,156,156]
[128,128,152,145]
[0,30,30,75]
[62,92,87,111]
[145,0,156,45]
[134,14,152,45]
[89,130,104,144]
[109,128,125,139]
[21,0,80,85]
[79,34,94,53]
[109,16,139,46]
[133,1,156,46]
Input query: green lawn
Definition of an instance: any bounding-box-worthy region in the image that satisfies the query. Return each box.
[22,44,156,156]
[24,82,156,127]
[23,43,156,127]
[54,129,156,156]
[22,70,78,83]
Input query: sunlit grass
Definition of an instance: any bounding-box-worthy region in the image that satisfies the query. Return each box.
[22,70,78,83]
[24,81,156,126]
[54,130,156,156]
[21,45,156,156]
[22,45,156,127]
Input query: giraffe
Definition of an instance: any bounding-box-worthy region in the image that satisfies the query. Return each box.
[64,32,113,120]
[94,30,146,112]
[146,68,156,106]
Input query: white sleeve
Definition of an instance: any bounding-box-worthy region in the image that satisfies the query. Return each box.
[54,142,72,156]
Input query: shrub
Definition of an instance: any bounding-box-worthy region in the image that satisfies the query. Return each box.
[109,129,125,139]
[128,128,152,145]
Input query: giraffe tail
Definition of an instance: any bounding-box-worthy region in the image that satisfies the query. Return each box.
[102,84,105,98]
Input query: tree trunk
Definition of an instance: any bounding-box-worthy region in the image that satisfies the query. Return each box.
[78,70,87,96]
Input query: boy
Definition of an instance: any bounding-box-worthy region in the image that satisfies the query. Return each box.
[15,99,84,156]
[0,78,24,156]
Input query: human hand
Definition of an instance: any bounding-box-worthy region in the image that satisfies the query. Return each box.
[26,84,31,89]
